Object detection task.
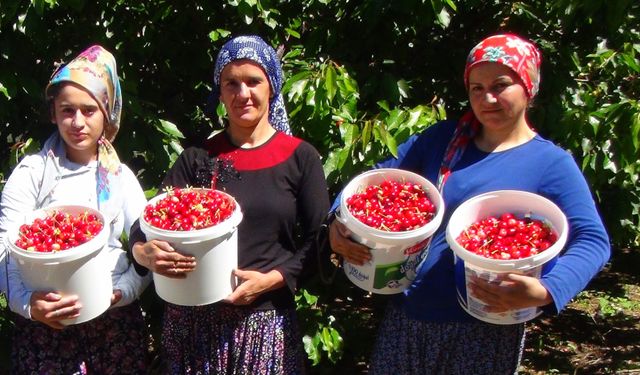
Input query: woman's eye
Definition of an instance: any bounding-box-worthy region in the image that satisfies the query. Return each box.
[493,82,509,91]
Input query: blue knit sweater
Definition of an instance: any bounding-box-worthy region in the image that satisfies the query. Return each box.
[372,120,611,322]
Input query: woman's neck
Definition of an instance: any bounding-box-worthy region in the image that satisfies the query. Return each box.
[474,123,537,152]
[226,121,276,149]
[65,146,98,165]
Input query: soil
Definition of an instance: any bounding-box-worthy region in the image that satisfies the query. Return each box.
[307,248,640,375]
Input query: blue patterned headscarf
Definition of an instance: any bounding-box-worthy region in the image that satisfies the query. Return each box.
[212,35,291,134]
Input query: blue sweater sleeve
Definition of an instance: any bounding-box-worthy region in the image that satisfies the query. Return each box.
[538,151,611,313]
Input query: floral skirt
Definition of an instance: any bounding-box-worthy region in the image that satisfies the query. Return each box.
[11,302,148,375]
[161,303,305,375]
[369,302,525,375]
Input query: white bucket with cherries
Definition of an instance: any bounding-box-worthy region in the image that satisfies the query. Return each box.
[337,168,444,294]
[446,190,568,324]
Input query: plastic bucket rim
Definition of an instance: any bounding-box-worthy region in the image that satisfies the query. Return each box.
[446,189,569,271]
[140,188,243,241]
[7,205,109,262]
[338,168,445,245]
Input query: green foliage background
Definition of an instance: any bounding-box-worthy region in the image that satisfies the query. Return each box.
[1,0,638,371]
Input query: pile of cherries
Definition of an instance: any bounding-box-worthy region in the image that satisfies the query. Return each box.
[456,212,558,260]
[144,187,235,231]
[15,210,103,253]
[346,179,436,232]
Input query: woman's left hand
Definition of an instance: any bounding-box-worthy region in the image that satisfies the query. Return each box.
[224,269,285,306]
[111,289,122,306]
[468,273,553,313]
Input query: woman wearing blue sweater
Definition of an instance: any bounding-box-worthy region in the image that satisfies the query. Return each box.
[329,34,610,374]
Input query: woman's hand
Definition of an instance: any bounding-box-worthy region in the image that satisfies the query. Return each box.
[468,273,553,313]
[29,291,81,330]
[132,240,196,278]
[111,289,123,306]
[224,269,285,305]
[329,220,372,265]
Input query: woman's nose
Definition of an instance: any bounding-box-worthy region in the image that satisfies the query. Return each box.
[484,92,498,104]
[237,82,250,98]
[71,110,85,127]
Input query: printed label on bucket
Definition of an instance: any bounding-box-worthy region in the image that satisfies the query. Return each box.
[403,238,431,281]
[456,261,543,324]
[373,260,405,289]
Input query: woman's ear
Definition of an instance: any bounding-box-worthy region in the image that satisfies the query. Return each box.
[49,103,57,125]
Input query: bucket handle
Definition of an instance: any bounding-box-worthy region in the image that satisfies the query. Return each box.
[334,209,347,225]
[178,239,205,245]
[178,230,235,245]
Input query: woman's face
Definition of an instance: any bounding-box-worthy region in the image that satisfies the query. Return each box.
[219,60,271,130]
[51,83,105,164]
[468,62,530,131]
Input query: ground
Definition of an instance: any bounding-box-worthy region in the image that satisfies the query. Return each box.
[307,247,640,374]
[0,248,636,374]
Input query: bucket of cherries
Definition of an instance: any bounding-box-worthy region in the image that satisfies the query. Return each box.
[446,190,569,324]
[140,187,243,306]
[336,168,445,294]
[7,205,112,324]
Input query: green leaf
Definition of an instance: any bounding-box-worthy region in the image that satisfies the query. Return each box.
[287,78,308,102]
[302,335,321,366]
[168,139,184,155]
[405,106,424,129]
[377,124,398,157]
[0,83,10,100]
[632,112,640,150]
[377,100,391,112]
[284,28,300,38]
[397,79,410,99]
[362,120,372,148]
[324,65,337,102]
[158,119,185,139]
[32,0,45,16]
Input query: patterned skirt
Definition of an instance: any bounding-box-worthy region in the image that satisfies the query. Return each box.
[369,302,525,375]
[11,302,148,375]
[161,303,305,375]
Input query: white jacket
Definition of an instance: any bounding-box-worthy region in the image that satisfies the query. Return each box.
[0,146,151,319]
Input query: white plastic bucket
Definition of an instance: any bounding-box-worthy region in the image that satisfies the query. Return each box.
[7,205,112,325]
[446,190,569,325]
[338,168,444,294]
[140,189,243,306]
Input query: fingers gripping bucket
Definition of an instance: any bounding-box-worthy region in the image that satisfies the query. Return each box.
[7,205,112,325]
[140,190,243,306]
[338,169,444,294]
[446,190,568,325]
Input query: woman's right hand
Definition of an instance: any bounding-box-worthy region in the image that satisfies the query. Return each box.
[131,240,196,278]
[329,220,372,265]
[29,291,81,330]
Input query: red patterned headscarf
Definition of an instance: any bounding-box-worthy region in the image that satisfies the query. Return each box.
[464,33,541,98]
[437,34,542,189]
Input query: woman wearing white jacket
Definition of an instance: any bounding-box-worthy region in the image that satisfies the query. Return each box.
[0,45,150,374]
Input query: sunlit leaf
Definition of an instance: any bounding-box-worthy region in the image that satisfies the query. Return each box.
[324,65,337,102]
[158,119,185,138]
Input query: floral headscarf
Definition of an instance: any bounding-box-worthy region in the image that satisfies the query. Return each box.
[438,34,542,188]
[211,35,291,135]
[46,45,122,141]
[464,33,541,98]
[42,45,124,223]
